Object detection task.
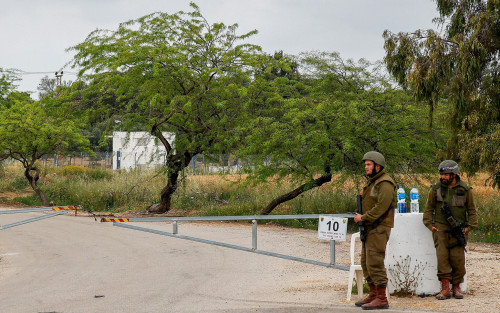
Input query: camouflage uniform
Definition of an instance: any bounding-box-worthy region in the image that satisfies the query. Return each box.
[423,180,477,285]
[360,169,396,287]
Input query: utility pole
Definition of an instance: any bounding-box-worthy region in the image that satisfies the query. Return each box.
[55,71,63,96]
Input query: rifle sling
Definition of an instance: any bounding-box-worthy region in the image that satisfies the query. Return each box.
[439,186,467,249]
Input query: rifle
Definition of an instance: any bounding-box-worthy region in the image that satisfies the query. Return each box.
[440,188,467,250]
[357,195,366,245]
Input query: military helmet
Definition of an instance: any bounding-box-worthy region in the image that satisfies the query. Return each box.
[438,160,460,174]
[362,151,385,167]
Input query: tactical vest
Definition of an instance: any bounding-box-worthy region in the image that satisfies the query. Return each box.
[432,181,471,226]
[362,170,396,228]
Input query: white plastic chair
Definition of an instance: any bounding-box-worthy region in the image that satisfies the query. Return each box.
[346,232,390,301]
[347,232,364,301]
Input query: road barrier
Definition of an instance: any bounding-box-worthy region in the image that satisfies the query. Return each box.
[101,218,129,222]
[108,214,354,271]
[0,211,68,230]
[0,205,80,215]
[0,205,81,230]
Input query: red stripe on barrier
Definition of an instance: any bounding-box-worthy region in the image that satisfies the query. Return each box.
[100,218,129,223]
[51,205,80,211]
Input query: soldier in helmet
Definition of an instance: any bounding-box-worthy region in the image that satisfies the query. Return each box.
[423,160,477,300]
[353,151,396,310]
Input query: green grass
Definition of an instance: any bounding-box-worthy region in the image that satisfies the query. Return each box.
[470,227,500,244]
[14,195,42,206]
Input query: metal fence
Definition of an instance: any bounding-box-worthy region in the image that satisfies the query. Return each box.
[40,152,113,169]
[33,152,250,174]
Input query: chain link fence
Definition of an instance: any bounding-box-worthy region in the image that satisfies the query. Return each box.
[37,152,251,174]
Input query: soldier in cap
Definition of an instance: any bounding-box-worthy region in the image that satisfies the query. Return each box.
[353,151,396,310]
[423,160,477,300]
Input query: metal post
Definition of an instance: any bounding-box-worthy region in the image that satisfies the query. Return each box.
[252,219,257,250]
[173,221,178,234]
[330,240,336,265]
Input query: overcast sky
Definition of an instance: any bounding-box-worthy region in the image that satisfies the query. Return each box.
[1,0,439,98]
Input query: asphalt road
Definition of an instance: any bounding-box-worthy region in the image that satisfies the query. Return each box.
[0,210,438,313]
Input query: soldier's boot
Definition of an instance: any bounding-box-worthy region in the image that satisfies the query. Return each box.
[452,284,464,299]
[361,285,389,310]
[436,278,451,300]
[355,284,376,307]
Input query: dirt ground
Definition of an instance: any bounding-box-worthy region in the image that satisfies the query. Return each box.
[102,212,500,313]
[237,222,500,313]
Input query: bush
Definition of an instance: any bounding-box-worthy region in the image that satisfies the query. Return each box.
[62,165,112,180]
[62,165,86,175]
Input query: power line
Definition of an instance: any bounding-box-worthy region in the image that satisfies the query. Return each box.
[12,70,77,75]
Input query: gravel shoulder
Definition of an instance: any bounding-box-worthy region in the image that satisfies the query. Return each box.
[175,221,500,313]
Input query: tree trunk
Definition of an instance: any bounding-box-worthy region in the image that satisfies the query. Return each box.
[147,153,193,214]
[260,174,332,215]
[24,167,50,206]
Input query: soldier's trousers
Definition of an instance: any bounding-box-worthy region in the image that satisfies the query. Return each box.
[361,225,391,286]
[432,222,466,285]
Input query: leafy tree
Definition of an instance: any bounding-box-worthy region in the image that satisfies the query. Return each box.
[37,75,57,99]
[0,94,91,205]
[0,68,19,104]
[239,52,444,214]
[69,3,262,213]
[383,0,500,187]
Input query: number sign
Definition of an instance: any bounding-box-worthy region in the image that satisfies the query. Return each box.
[318,216,348,241]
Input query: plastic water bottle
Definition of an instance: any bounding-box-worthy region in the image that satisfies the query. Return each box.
[397,186,407,213]
[410,186,419,213]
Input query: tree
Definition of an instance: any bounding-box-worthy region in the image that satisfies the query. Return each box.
[383,0,500,187]
[0,94,91,205]
[0,68,19,104]
[69,3,262,213]
[37,75,57,99]
[239,52,444,214]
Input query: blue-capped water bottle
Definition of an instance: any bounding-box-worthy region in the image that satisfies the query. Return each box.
[410,186,419,213]
[397,186,407,213]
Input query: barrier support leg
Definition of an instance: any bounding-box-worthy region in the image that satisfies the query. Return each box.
[330,240,336,266]
[252,219,257,250]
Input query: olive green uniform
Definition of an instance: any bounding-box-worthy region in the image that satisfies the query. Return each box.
[360,169,396,287]
[422,180,478,285]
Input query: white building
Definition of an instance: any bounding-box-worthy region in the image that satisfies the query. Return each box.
[112,131,175,170]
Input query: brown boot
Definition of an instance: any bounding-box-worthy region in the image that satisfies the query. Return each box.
[452,284,464,299]
[355,284,376,307]
[436,278,451,300]
[362,285,389,310]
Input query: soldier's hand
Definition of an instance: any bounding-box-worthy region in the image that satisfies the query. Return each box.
[464,227,469,234]
[431,226,439,232]
[354,213,363,223]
